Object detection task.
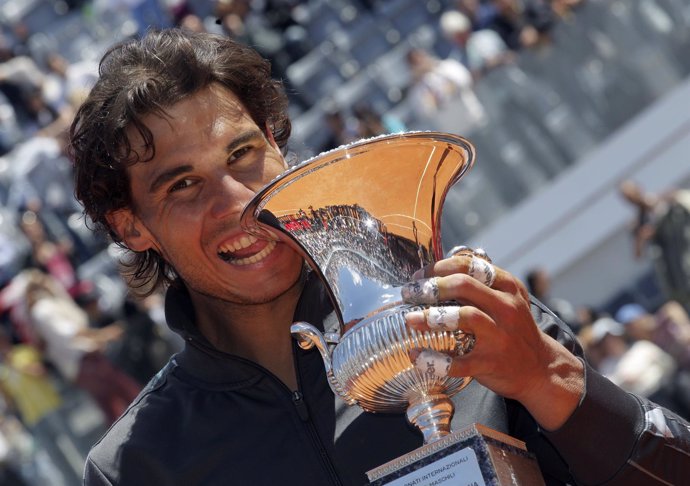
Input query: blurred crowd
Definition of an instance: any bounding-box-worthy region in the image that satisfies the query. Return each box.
[532,286,690,424]
[525,182,690,423]
[0,0,687,484]
[302,0,590,154]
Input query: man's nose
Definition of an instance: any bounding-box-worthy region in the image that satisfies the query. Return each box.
[208,175,257,219]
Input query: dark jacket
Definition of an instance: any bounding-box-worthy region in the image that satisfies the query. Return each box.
[84,274,690,485]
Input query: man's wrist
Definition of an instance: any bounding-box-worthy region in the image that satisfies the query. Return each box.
[521,337,585,431]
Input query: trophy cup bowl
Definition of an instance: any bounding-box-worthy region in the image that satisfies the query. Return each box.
[241,132,546,485]
[240,132,475,445]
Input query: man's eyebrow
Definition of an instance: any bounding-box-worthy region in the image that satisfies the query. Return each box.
[149,165,193,194]
[225,129,265,154]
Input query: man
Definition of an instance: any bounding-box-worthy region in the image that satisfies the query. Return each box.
[404,47,487,135]
[439,9,512,77]
[619,179,690,310]
[616,301,690,418]
[69,29,690,485]
[525,267,581,333]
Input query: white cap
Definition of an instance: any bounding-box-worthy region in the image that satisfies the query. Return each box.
[591,317,625,343]
[440,11,471,39]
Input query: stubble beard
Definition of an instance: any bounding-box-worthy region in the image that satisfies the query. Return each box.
[185,261,307,307]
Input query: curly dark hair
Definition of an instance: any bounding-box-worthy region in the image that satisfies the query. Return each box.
[69,29,292,293]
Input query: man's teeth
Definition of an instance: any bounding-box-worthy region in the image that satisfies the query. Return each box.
[264,227,280,239]
[218,234,258,253]
[219,239,277,265]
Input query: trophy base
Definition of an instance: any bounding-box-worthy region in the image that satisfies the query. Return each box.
[366,423,545,486]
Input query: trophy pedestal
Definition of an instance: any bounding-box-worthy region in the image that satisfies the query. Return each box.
[367,423,545,486]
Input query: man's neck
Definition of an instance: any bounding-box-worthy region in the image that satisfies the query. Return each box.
[190,277,305,390]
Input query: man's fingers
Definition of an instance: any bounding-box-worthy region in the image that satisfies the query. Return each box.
[405,305,491,337]
[409,255,528,301]
[410,349,453,380]
[400,277,440,305]
[414,255,506,289]
[405,305,461,330]
[406,306,494,380]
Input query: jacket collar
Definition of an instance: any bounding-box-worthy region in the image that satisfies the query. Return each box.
[164,270,336,385]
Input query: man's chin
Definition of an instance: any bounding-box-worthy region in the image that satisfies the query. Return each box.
[189,267,306,306]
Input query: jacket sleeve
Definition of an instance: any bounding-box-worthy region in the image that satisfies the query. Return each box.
[545,365,690,485]
[531,297,690,485]
[84,444,178,486]
[83,456,115,485]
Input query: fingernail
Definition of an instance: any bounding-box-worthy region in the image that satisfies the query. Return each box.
[412,268,425,280]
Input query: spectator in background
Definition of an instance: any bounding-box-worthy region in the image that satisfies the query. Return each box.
[0,327,84,486]
[580,316,679,414]
[619,180,661,260]
[178,12,210,33]
[440,9,513,79]
[575,304,602,331]
[578,316,627,375]
[454,0,499,31]
[0,49,55,138]
[352,102,406,139]
[15,87,60,137]
[486,0,557,50]
[549,0,586,19]
[78,291,162,386]
[259,0,306,34]
[615,301,690,370]
[526,266,581,332]
[18,209,80,297]
[615,300,690,416]
[216,0,295,80]
[6,127,82,219]
[405,47,487,134]
[42,52,98,116]
[319,108,358,153]
[619,180,690,310]
[3,114,101,266]
[352,104,386,139]
[19,270,141,425]
[2,22,31,58]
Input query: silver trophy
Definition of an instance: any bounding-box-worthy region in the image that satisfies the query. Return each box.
[241,132,544,485]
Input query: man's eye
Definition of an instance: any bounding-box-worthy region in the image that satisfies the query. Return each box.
[169,178,194,193]
[229,146,252,163]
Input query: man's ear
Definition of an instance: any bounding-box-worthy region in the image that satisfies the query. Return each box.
[265,121,279,150]
[106,209,157,252]
[265,122,290,169]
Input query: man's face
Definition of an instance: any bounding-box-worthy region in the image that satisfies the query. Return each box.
[111,85,303,305]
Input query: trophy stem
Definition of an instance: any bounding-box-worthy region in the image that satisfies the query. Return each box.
[406,393,454,445]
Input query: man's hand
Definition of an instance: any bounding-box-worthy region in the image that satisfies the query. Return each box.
[403,251,585,431]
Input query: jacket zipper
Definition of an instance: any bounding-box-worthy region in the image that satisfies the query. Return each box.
[292,390,310,421]
[292,343,344,486]
[186,337,343,485]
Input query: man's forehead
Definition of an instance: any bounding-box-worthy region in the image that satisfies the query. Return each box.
[126,85,254,148]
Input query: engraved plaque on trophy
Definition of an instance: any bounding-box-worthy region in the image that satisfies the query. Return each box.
[367,424,544,486]
[240,132,545,485]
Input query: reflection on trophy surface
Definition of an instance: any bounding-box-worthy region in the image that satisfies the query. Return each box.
[241,132,543,485]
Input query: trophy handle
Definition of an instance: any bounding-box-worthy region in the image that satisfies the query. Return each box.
[291,322,356,405]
